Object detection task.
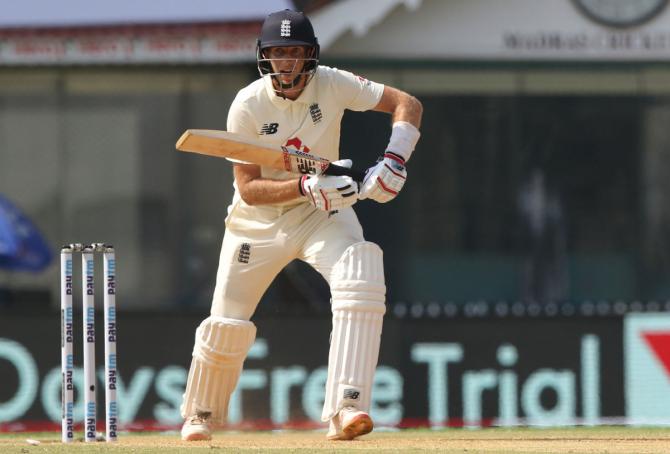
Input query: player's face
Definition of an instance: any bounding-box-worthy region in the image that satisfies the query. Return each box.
[265,46,308,94]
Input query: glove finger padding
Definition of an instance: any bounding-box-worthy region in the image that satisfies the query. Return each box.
[359,153,407,203]
[333,158,353,169]
[301,173,359,211]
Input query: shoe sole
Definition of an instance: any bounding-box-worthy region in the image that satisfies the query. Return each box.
[342,413,373,439]
[182,432,212,442]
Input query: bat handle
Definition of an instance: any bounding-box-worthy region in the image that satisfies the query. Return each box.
[323,163,367,183]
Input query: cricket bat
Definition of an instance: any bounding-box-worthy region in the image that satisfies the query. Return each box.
[176,129,366,182]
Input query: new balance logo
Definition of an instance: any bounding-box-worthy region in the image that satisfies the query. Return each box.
[260,123,279,135]
[343,389,360,400]
[280,20,291,37]
[238,243,251,264]
[309,103,322,124]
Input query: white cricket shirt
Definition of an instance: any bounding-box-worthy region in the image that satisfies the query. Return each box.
[225,65,384,213]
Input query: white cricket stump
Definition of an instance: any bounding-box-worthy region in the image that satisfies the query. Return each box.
[82,245,96,443]
[103,245,118,442]
[60,247,75,443]
[60,243,119,443]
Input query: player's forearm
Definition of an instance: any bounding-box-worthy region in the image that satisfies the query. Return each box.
[391,94,423,129]
[374,86,423,129]
[238,177,302,206]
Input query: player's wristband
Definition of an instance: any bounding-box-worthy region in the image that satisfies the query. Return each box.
[386,121,420,162]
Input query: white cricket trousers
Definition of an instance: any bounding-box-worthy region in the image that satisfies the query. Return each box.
[210,201,365,320]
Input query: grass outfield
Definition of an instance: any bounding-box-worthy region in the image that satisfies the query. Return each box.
[1,427,669,453]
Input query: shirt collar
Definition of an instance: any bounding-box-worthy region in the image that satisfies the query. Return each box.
[263,68,319,110]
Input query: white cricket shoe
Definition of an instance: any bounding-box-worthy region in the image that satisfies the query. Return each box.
[181,412,212,441]
[326,406,374,441]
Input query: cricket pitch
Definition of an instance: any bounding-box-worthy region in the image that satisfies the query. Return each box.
[1,427,669,453]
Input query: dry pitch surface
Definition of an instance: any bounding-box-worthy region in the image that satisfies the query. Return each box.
[1,427,670,453]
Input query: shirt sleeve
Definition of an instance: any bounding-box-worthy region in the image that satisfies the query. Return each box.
[225,98,256,164]
[227,99,257,138]
[332,68,384,112]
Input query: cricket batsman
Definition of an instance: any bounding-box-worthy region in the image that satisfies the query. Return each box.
[180,9,422,441]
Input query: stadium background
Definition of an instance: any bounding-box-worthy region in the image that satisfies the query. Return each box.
[2,0,670,431]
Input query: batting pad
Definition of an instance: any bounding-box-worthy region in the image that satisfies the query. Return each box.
[181,316,256,424]
[322,241,386,421]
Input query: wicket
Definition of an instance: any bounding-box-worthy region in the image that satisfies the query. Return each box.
[60,243,118,443]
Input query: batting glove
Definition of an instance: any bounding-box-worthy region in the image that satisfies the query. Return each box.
[300,159,359,211]
[358,152,407,203]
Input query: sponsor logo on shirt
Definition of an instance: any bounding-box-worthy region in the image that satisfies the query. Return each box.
[309,103,322,124]
[237,243,251,264]
[259,123,279,135]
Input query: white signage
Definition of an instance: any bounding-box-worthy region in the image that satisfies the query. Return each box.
[625,313,670,423]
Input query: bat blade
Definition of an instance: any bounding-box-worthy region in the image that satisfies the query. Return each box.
[176,129,365,182]
[176,129,289,168]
